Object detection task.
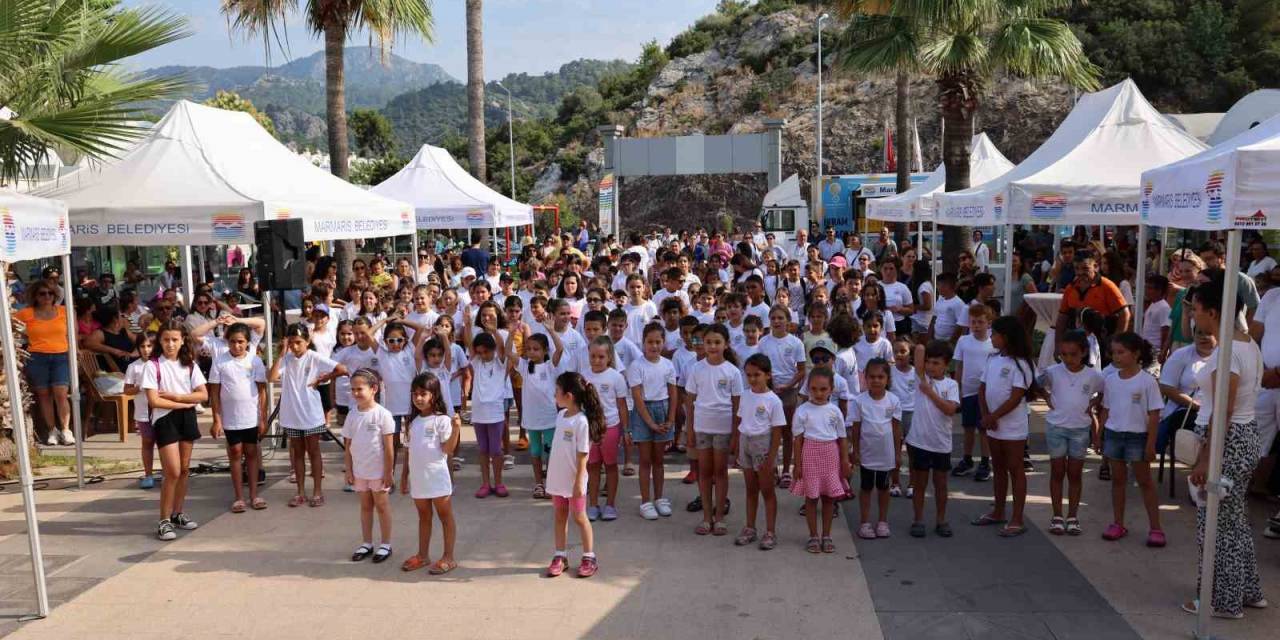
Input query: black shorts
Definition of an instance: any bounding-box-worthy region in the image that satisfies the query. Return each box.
[224,428,260,446]
[318,382,333,414]
[908,444,953,472]
[860,467,891,491]
[153,409,201,447]
[335,405,349,423]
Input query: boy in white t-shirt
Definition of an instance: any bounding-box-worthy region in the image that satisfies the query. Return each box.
[930,273,967,343]
[1141,274,1172,368]
[951,302,994,481]
[905,341,961,538]
[208,323,268,512]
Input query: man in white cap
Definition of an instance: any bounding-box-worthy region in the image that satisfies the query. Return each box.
[458,266,477,307]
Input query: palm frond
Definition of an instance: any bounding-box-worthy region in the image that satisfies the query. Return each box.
[60,6,192,74]
[836,14,920,75]
[991,16,1101,89]
[918,28,989,76]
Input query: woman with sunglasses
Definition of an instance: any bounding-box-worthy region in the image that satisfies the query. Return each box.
[16,281,75,446]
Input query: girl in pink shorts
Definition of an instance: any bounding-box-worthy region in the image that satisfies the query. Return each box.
[545,372,605,578]
[579,336,630,522]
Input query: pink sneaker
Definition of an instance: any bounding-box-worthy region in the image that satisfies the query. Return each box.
[857,523,877,539]
[546,555,567,577]
[493,484,509,498]
[876,521,891,538]
[1102,523,1128,541]
[576,555,598,578]
[474,484,492,499]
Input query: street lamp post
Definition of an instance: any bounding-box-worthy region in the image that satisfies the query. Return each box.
[495,81,518,251]
[816,12,830,234]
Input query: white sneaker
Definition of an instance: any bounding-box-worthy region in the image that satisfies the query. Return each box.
[194,404,207,414]
[655,497,672,517]
[58,429,75,445]
[44,431,58,446]
[450,457,463,471]
[503,454,515,470]
[639,502,659,520]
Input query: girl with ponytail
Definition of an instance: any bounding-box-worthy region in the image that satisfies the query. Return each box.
[545,372,604,578]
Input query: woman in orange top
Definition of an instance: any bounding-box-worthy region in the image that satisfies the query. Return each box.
[15,280,73,446]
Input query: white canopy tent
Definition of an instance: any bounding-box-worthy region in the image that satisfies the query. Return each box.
[34,100,415,431]
[932,80,1206,312]
[371,144,535,259]
[0,190,73,618]
[1140,113,1280,639]
[763,173,806,208]
[867,133,1014,223]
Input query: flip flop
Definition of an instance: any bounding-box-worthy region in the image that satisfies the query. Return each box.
[428,559,457,575]
[309,495,326,507]
[251,498,268,510]
[998,524,1027,537]
[401,555,429,572]
[230,500,246,513]
[970,513,1007,526]
[288,495,307,508]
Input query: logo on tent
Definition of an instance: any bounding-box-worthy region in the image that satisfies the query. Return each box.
[400,210,413,230]
[211,213,246,240]
[466,209,486,227]
[1140,182,1153,219]
[1205,170,1225,223]
[1235,210,1267,228]
[0,209,14,254]
[1030,193,1067,219]
[274,208,291,220]
[992,194,1004,220]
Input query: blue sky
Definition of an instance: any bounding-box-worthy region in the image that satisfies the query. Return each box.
[123,0,720,78]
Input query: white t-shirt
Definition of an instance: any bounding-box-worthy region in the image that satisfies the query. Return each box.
[1195,338,1264,427]
[889,365,917,411]
[954,334,994,397]
[1159,344,1210,418]
[881,281,913,322]
[198,332,263,362]
[545,410,591,498]
[652,287,690,313]
[849,391,902,471]
[141,356,207,423]
[407,414,453,499]
[332,345,376,409]
[910,281,934,333]
[419,364,455,417]
[853,337,894,372]
[1248,255,1277,278]
[623,301,658,345]
[759,333,806,390]
[627,356,677,402]
[581,367,628,427]
[310,323,337,358]
[447,343,470,407]
[664,327,683,353]
[686,360,745,434]
[404,310,440,341]
[1141,299,1171,354]
[1038,363,1104,429]
[800,370,852,405]
[933,295,966,340]
[518,358,562,430]
[375,347,417,416]
[208,351,266,430]
[982,355,1032,440]
[736,389,786,438]
[124,360,151,423]
[1102,368,1164,434]
[726,321,747,351]
[278,351,338,429]
[745,302,772,324]
[792,401,845,442]
[554,327,588,372]
[469,356,510,424]
[1257,289,1280,368]
[672,348,698,385]
[975,242,991,272]
[341,404,396,480]
[905,376,960,454]
[834,348,861,397]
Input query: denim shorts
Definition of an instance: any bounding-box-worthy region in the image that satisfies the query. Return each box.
[960,395,981,429]
[1045,424,1089,460]
[27,352,69,389]
[1102,428,1151,462]
[629,400,673,443]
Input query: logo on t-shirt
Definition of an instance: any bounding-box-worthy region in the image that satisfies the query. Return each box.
[561,428,574,442]
[716,376,729,392]
[1082,383,1091,394]
[1000,367,1010,378]
[1131,392,1142,404]
[754,405,767,420]
[827,415,841,430]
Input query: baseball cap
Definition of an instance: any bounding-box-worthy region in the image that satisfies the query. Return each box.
[460,267,477,279]
[312,303,330,315]
[808,338,838,356]
[829,255,847,268]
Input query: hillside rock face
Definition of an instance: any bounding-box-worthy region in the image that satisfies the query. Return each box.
[541,5,1075,235]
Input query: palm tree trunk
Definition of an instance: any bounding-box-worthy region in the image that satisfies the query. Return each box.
[323,23,356,291]
[466,0,489,249]
[894,69,911,246]
[939,73,976,274]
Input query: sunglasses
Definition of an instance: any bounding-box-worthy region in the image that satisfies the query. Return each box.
[385,338,406,345]
[586,297,603,304]
[36,290,54,298]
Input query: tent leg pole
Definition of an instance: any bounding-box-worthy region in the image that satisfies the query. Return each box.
[61,256,84,488]
[263,291,275,420]
[180,246,194,308]
[1160,226,1169,275]
[1196,229,1242,640]
[411,232,420,283]
[0,269,50,618]
[1002,224,1015,313]
[1134,225,1148,334]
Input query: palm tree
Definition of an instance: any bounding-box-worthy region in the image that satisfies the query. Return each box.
[466,0,487,247]
[0,0,190,185]
[835,0,1100,271]
[221,0,434,288]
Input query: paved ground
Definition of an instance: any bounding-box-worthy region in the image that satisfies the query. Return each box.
[0,405,1276,639]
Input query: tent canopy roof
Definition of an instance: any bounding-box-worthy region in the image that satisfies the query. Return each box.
[763,174,806,208]
[35,101,414,246]
[0,190,69,261]
[935,80,1205,225]
[866,133,1013,222]
[371,145,534,230]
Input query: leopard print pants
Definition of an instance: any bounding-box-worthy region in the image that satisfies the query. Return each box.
[1195,419,1264,616]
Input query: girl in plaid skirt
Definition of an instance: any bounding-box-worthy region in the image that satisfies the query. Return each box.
[790,367,851,553]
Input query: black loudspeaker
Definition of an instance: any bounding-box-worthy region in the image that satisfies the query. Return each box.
[253,219,306,291]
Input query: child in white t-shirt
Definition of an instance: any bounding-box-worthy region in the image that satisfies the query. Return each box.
[975,316,1036,537]
[888,337,917,497]
[341,369,396,563]
[685,325,744,535]
[1036,330,1103,536]
[581,336,630,522]
[905,341,961,538]
[399,370,460,574]
[508,320,564,497]
[789,369,850,553]
[142,322,209,541]
[952,303,995,479]
[853,313,894,382]
[1141,275,1172,364]
[929,273,966,342]
[207,322,268,512]
[626,323,678,520]
[734,354,786,549]
[270,322,346,508]
[468,330,512,499]
[850,359,903,540]
[1098,332,1166,547]
[122,333,157,489]
[545,372,604,578]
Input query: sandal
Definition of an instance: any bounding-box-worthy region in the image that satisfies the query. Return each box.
[309,495,326,508]
[351,544,373,562]
[805,537,821,553]
[288,471,297,484]
[372,545,392,563]
[779,472,793,489]
[401,555,428,572]
[970,513,1007,527]
[695,521,712,536]
[734,527,758,546]
[288,495,307,508]
[935,522,954,538]
[251,497,268,510]
[712,521,728,536]
[622,464,636,477]
[428,559,457,575]
[532,484,547,499]
[1049,516,1066,535]
[230,500,246,513]
[821,536,835,553]
[759,532,777,550]
[998,524,1027,537]
[1065,517,1082,536]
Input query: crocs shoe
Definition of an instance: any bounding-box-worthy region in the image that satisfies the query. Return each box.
[1102,523,1128,541]
[876,521,891,538]
[474,484,492,499]
[1146,529,1167,548]
[139,476,156,490]
[857,523,877,539]
[493,484,509,498]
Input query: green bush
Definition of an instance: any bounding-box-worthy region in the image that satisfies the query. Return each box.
[667,29,714,58]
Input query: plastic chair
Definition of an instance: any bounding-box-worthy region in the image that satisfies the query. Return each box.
[78,351,132,442]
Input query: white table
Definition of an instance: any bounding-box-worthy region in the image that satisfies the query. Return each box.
[1024,293,1063,370]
